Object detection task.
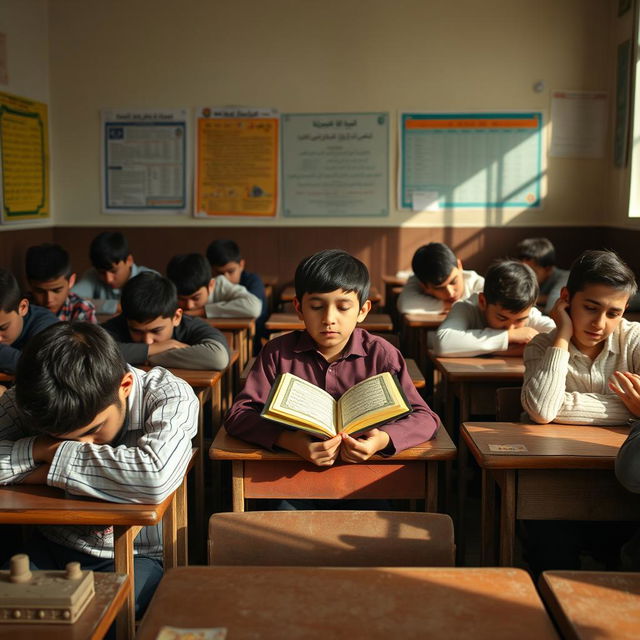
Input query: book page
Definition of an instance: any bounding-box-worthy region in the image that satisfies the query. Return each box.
[339,373,395,429]
[274,375,337,434]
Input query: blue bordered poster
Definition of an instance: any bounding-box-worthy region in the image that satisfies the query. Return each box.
[101,109,189,214]
[399,112,543,210]
[282,112,389,217]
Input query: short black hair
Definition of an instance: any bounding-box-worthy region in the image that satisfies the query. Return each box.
[206,239,242,267]
[89,231,130,270]
[411,243,458,286]
[166,254,211,296]
[566,249,637,298]
[294,249,370,307]
[121,272,178,322]
[0,268,23,312]
[15,322,127,436]
[483,260,539,311]
[515,237,556,268]
[25,243,72,282]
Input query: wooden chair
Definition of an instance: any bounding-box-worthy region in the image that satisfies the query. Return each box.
[495,386,523,421]
[208,510,455,567]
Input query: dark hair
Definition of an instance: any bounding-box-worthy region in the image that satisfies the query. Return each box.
[515,237,556,268]
[0,268,23,312]
[411,243,458,286]
[15,323,127,436]
[294,249,370,307]
[206,239,242,267]
[121,272,178,322]
[25,243,72,282]
[89,231,130,270]
[166,254,211,296]
[483,260,539,311]
[566,250,637,298]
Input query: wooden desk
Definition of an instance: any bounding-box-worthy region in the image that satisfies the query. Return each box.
[205,316,256,370]
[137,566,557,640]
[0,572,131,640]
[539,570,640,640]
[402,312,447,374]
[461,422,640,566]
[265,312,394,333]
[0,483,187,640]
[0,372,13,383]
[210,427,456,512]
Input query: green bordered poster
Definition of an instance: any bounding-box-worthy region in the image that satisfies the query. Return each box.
[0,91,49,223]
[399,112,543,210]
[282,112,389,217]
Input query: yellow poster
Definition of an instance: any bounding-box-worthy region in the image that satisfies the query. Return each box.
[0,91,49,223]
[195,107,278,217]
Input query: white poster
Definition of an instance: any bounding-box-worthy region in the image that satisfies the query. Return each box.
[101,109,189,214]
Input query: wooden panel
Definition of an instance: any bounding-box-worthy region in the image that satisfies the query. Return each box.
[0,227,55,289]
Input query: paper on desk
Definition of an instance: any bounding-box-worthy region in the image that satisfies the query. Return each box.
[488,444,527,453]
[156,627,227,640]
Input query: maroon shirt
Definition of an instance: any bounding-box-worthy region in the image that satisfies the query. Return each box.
[224,328,440,454]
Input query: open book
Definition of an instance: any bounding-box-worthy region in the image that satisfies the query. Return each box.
[261,371,412,439]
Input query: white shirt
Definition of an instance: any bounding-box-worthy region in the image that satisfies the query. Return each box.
[205,275,262,318]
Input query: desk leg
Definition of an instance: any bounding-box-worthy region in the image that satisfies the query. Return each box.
[499,470,516,566]
[194,388,208,561]
[456,382,470,564]
[426,462,438,512]
[175,472,189,565]
[232,460,245,512]
[162,493,178,571]
[114,525,137,640]
[481,469,496,566]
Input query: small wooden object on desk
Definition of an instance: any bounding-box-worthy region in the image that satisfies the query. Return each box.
[265,312,393,333]
[210,426,455,513]
[539,570,640,640]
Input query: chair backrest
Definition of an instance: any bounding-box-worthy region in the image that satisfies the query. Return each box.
[208,510,455,567]
[496,386,523,421]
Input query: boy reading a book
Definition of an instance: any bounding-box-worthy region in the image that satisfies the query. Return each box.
[225,249,439,466]
[102,271,229,370]
[397,242,484,314]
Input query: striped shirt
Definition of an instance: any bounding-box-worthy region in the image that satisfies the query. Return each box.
[0,366,198,558]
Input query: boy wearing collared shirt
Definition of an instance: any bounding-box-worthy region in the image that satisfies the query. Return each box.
[225,249,439,465]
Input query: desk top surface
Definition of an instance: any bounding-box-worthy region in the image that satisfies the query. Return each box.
[0,484,172,526]
[266,312,393,332]
[461,421,629,469]
[137,365,224,388]
[382,274,408,286]
[211,426,456,461]
[432,355,524,381]
[136,566,556,640]
[403,312,448,328]
[204,316,256,331]
[539,571,640,640]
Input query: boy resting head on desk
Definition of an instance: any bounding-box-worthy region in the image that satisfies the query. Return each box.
[397,242,484,315]
[0,268,58,375]
[432,260,555,358]
[102,271,229,370]
[26,243,96,323]
[522,249,640,425]
[0,322,198,615]
[167,252,261,319]
[224,249,440,466]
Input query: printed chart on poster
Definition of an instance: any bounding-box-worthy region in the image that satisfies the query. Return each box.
[101,109,189,214]
[399,112,543,211]
[281,112,389,217]
[195,107,278,217]
[0,91,49,224]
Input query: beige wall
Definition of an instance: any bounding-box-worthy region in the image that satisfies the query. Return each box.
[47,0,612,229]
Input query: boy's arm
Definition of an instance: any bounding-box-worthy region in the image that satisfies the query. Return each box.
[72,270,101,299]
[616,419,640,493]
[397,276,444,314]
[0,345,21,374]
[101,316,149,364]
[527,306,556,333]
[46,370,199,503]
[432,301,508,357]
[205,278,262,319]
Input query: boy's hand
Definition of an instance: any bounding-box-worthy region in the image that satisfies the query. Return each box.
[148,339,189,356]
[0,384,7,397]
[508,326,539,344]
[32,435,63,464]
[276,430,341,467]
[340,429,390,463]
[22,464,51,485]
[551,298,573,345]
[183,308,206,317]
[609,371,640,417]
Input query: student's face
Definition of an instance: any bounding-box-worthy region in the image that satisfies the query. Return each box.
[212,260,244,285]
[479,294,532,330]
[53,373,133,445]
[521,259,552,285]
[29,274,75,315]
[422,263,465,304]
[97,255,134,290]
[566,284,628,358]
[177,282,214,311]
[0,299,29,346]
[294,289,371,360]
[127,310,182,344]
